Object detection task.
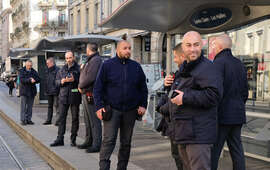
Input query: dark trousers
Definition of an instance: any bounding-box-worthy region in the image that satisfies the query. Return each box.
[20,96,34,122]
[46,95,60,123]
[57,104,80,141]
[99,109,137,170]
[82,95,102,147]
[178,144,212,170]
[9,87,14,95]
[170,139,184,170]
[211,125,246,170]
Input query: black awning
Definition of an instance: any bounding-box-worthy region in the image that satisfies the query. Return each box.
[101,0,270,34]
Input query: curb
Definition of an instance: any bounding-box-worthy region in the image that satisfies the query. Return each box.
[0,110,76,170]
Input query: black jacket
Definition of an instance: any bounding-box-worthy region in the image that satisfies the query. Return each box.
[19,67,40,97]
[45,65,60,96]
[56,62,81,105]
[161,55,220,144]
[94,56,148,112]
[213,49,248,125]
[78,52,102,93]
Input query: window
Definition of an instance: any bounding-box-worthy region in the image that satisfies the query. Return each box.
[42,10,49,25]
[94,3,98,28]
[85,8,89,32]
[59,10,66,26]
[58,32,65,37]
[77,10,80,34]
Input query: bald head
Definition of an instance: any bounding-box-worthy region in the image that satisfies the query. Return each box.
[215,34,232,50]
[116,40,131,59]
[182,31,203,62]
[65,51,75,66]
[211,34,232,57]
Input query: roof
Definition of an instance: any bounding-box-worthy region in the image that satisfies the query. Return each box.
[33,34,122,51]
[101,0,270,34]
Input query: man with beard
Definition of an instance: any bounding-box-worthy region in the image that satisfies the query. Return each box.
[94,40,148,170]
[50,51,81,147]
[168,31,220,170]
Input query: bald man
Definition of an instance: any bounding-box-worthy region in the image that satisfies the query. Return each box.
[94,40,148,170]
[168,31,220,170]
[50,51,81,147]
[211,35,248,170]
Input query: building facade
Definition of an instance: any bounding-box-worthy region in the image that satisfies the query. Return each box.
[10,0,69,49]
[68,0,165,66]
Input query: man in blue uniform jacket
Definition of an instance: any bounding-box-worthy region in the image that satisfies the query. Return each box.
[94,40,148,170]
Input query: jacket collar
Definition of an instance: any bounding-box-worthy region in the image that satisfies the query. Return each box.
[64,61,77,70]
[179,53,204,77]
[116,54,129,64]
[86,52,99,62]
[214,48,232,61]
[48,65,56,72]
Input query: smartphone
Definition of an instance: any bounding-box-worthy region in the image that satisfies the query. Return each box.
[168,90,178,99]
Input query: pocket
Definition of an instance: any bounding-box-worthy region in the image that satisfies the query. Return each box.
[174,117,195,141]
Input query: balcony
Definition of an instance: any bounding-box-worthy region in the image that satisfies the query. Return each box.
[34,21,68,33]
[38,0,53,10]
[56,1,68,10]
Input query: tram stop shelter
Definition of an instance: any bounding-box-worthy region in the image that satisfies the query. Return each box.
[100,0,270,162]
[101,0,270,74]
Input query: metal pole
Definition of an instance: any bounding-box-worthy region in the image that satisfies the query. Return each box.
[166,34,172,75]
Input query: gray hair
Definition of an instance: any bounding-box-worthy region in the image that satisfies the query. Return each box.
[47,57,55,64]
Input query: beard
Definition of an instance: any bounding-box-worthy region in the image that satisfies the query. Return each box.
[118,51,130,59]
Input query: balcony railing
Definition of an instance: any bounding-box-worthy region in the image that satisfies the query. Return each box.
[38,0,53,9]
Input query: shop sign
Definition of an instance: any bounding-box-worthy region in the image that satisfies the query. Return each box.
[190,7,232,29]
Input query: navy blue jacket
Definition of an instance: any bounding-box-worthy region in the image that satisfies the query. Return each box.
[161,55,220,144]
[213,49,248,125]
[93,56,148,112]
[45,65,60,96]
[19,67,40,97]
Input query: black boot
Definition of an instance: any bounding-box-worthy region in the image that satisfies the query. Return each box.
[43,120,52,125]
[85,146,100,153]
[50,139,64,147]
[70,136,76,147]
[77,142,91,149]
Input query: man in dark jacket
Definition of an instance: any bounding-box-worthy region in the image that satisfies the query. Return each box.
[19,59,40,125]
[77,43,102,152]
[166,31,220,170]
[50,51,81,147]
[94,40,148,170]
[43,57,60,125]
[158,43,186,170]
[211,35,248,170]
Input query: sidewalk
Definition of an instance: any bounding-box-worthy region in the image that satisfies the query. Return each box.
[0,82,269,170]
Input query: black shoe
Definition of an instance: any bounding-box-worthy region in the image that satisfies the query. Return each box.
[85,147,100,153]
[55,121,60,126]
[43,121,52,125]
[27,120,34,125]
[50,140,64,147]
[20,121,27,126]
[77,143,91,149]
[71,140,76,147]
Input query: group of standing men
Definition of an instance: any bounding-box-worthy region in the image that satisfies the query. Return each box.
[19,40,148,170]
[158,31,248,170]
[18,30,248,170]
